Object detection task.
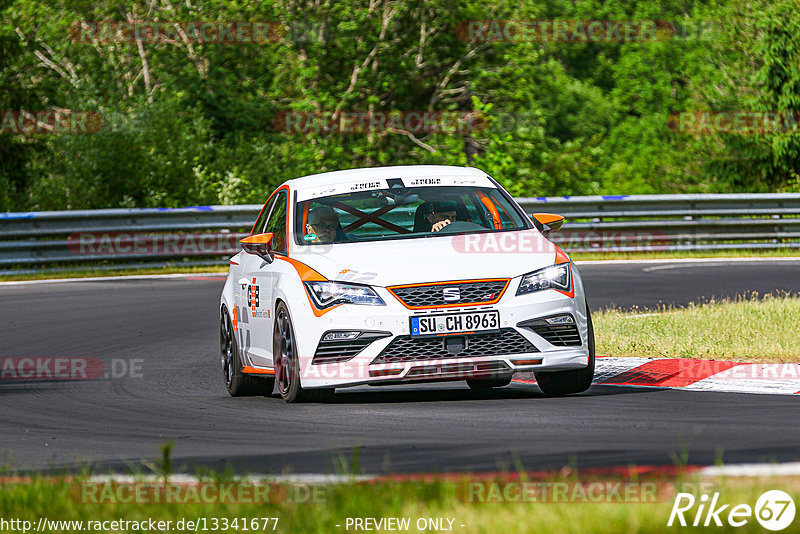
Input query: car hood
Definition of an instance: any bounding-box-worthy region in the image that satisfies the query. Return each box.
[290,229,558,287]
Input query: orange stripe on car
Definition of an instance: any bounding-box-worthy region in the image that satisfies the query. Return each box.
[242,366,275,375]
[554,245,571,265]
[274,256,340,316]
[553,245,575,298]
[275,256,326,282]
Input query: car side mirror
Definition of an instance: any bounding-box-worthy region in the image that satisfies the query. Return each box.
[240,233,274,263]
[532,213,565,237]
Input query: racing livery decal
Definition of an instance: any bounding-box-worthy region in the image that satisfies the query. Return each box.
[247,277,269,318]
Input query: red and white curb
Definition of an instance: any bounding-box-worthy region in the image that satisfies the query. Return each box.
[514,357,800,395]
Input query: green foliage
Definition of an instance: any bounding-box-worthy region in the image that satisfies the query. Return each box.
[755,0,800,186]
[2,0,800,211]
[780,170,800,193]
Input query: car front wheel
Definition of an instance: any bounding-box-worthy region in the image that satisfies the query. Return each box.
[273,302,334,403]
[533,303,595,397]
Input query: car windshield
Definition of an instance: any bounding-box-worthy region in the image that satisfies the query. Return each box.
[295,186,529,245]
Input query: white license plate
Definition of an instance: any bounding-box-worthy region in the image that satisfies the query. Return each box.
[410,311,500,337]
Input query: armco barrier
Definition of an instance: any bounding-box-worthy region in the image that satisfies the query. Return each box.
[1,194,799,272]
[519,193,800,253]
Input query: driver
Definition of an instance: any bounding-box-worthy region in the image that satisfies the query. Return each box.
[426,200,459,232]
[305,206,340,243]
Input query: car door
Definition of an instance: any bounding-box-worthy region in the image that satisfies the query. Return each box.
[238,189,288,368]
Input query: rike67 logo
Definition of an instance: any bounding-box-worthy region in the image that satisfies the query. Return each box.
[668,490,795,531]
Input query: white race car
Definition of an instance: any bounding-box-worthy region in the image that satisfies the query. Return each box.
[219,165,594,402]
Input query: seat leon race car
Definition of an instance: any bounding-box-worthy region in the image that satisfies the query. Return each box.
[219,165,594,402]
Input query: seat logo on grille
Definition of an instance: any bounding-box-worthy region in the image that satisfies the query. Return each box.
[442,287,461,302]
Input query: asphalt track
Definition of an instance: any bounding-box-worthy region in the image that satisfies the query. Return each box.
[1,259,799,475]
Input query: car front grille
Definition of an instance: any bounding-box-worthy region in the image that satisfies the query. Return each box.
[371,328,538,364]
[388,279,509,308]
[313,331,391,364]
[518,316,582,347]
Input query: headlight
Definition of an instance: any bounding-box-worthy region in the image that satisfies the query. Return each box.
[516,263,571,295]
[304,281,386,308]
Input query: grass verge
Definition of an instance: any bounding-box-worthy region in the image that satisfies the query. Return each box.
[0,471,797,533]
[594,294,800,363]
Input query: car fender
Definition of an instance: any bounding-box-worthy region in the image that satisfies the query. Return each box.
[570,264,591,354]
[220,270,235,319]
[270,256,328,372]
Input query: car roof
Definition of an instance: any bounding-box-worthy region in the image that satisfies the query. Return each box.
[284,165,490,191]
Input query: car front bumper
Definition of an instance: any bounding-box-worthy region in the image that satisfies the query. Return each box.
[294,279,591,389]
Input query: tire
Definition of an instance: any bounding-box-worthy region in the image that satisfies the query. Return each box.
[273,302,335,403]
[220,308,274,397]
[466,376,512,389]
[534,304,595,397]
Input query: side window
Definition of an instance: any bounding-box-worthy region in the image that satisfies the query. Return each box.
[264,191,288,254]
[252,196,276,236]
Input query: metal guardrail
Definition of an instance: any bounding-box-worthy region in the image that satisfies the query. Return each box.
[1,194,800,272]
[520,193,800,253]
[0,206,259,269]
